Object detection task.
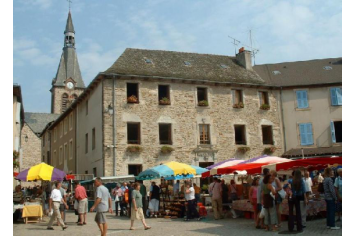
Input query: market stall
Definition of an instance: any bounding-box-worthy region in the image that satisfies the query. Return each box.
[14,163,66,224]
[137,161,208,218]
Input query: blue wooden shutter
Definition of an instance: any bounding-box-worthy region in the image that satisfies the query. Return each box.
[336,88,342,105]
[302,91,309,108]
[299,124,307,145]
[296,91,303,108]
[306,123,314,145]
[330,121,336,143]
[330,88,338,105]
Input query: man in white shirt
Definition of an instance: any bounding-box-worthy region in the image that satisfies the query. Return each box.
[185,182,201,221]
[47,182,68,230]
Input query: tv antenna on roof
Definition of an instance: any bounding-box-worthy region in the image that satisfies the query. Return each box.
[228,29,260,65]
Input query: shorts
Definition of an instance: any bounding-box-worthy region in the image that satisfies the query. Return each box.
[59,204,65,212]
[78,198,88,214]
[257,203,262,212]
[149,199,159,212]
[95,212,107,224]
[131,207,144,220]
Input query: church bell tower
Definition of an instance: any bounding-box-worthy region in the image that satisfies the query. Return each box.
[51,11,85,114]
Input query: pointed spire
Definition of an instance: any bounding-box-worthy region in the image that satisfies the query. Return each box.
[65,11,75,33]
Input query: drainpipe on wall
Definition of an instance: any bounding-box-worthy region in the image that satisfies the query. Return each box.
[112,77,116,176]
[280,87,287,154]
[75,107,78,174]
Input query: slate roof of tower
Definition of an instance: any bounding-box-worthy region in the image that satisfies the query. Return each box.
[253,58,342,87]
[24,112,60,136]
[104,48,265,85]
[65,11,75,33]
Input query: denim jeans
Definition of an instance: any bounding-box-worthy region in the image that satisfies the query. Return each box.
[325,199,336,227]
[288,196,302,231]
[187,200,200,219]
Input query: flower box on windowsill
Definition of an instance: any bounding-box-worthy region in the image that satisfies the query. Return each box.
[198,100,209,106]
[260,104,270,110]
[127,95,139,104]
[161,146,174,154]
[126,146,142,153]
[233,102,244,109]
[263,146,276,155]
[159,97,171,105]
[237,146,250,153]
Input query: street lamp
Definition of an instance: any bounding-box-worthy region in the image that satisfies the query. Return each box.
[106,103,114,115]
[25,135,28,142]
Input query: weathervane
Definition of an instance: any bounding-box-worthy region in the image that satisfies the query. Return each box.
[67,0,72,11]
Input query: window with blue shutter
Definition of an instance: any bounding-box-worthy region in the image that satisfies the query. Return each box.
[299,123,314,146]
[330,121,336,143]
[331,88,342,106]
[296,90,309,108]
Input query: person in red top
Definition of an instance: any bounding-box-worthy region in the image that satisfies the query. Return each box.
[74,181,88,226]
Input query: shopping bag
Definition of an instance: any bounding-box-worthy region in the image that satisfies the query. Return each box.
[278,189,286,199]
[259,208,265,218]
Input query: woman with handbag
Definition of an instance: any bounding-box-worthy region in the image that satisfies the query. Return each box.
[262,174,278,231]
[270,170,283,227]
[287,169,308,232]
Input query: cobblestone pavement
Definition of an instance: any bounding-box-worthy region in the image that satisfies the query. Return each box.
[13,211,342,236]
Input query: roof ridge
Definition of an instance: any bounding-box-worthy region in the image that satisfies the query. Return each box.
[254,57,342,66]
[125,48,236,58]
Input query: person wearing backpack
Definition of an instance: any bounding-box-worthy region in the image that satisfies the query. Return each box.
[334,168,342,222]
[323,167,340,230]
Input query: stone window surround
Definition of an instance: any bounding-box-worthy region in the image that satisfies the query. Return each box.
[259,119,275,146]
[296,122,315,148]
[234,124,247,145]
[258,90,270,106]
[126,82,141,103]
[231,88,244,105]
[158,83,172,105]
[158,123,173,145]
[59,146,63,165]
[195,86,210,107]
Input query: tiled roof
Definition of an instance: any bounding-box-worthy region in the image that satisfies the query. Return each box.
[24,113,60,135]
[253,58,342,87]
[105,48,265,85]
[282,146,342,158]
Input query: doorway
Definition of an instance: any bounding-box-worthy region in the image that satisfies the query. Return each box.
[199,162,214,191]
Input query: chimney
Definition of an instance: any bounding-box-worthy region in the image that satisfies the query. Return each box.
[236,47,252,70]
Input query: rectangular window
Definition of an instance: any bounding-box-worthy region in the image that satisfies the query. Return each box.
[69,140,73,160]
[259,91,269,105]
[64,117,68,134]
[59,122,63,138]
[128,164,142,176]
[159,124,172,144]
[59,147,63,165]
[197,88,208,105]
[54,128,57,142]
[85,133,88,154]
[42,135,45,147]
[85,100,88,115]
[158,85,170,104]
[233,90,243,105]
[262,125,273,145]
[299,123,314,146]
[93,168,97,177]
[330,88,342,106]
[330,121,342,143]
[64,143,67,164]
[47,151,50,165]
[127,123,140,144]
[199,124,211,144]
[127,83,139,103]
[92,128,96,150]
[296,90,309,109]
[234,125,246,145]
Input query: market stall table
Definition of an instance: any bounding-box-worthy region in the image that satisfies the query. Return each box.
[232,199,326,216]
[22,204,43,224]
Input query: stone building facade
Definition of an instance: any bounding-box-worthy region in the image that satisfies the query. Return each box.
[21,124,42,170]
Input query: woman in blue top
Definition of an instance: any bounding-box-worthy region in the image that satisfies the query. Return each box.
[288,169,308,232]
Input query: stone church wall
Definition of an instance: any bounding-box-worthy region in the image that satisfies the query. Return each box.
[21,124,42,170]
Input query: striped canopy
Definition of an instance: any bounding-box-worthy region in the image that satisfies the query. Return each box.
[202,158,245,177]
[16,163,66,182]
[137,161,208,180]
[216,155,291,175]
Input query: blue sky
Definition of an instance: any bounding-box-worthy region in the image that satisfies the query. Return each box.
[13,0,342,113]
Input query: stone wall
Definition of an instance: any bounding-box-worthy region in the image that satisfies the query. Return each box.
[21,124,42,170]
[51,87,84,114]
[102,77,284,176]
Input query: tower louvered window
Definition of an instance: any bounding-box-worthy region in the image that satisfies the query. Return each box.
[62,93,69,113]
